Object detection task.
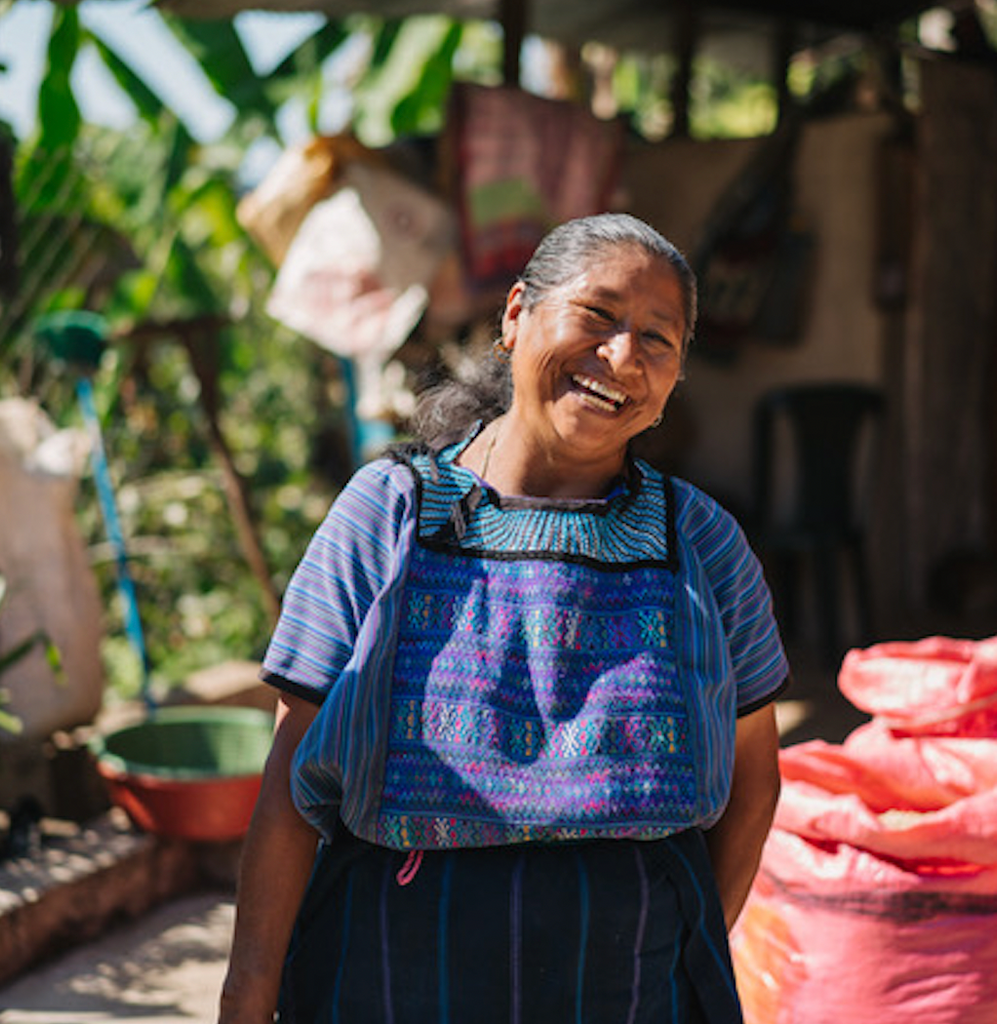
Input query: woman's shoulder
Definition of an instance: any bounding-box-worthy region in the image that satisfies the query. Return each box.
[349,450,425,494]
[385,437,478,493]
[632,463,739,533]
[670,475,730,513]
[319,454,422,533]
[656,473,749,560]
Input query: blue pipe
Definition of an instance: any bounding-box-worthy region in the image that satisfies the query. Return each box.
[76,377,153,709]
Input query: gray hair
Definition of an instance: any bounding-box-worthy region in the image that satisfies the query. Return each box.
[412,213,696,446]
[519,213,697,352]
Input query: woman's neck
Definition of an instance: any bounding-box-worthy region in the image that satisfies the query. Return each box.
[465,417,627,500]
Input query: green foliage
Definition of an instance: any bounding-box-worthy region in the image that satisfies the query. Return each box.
[0,632,63,683]
[253,19,353,133]
[26,10,83,214]
[60,115,336,692]
[89,35,165,124]
[353,16,463,145]
[612,52,676,140]
[390,21,462,138]
[163,17,278,133]
[3,6,345,692]
[37,7,81,153]
[66,287,334,697]
[690,58,778,139]
[0,699,21,736]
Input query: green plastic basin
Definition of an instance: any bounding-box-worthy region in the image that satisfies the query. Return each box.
[91,705,275,841]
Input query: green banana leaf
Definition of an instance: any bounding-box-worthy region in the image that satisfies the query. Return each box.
[353,16,462,145]
[37,6,82,153]
[89,34,168,124]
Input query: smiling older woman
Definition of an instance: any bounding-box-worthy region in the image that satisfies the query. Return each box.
[219,213,789,1024]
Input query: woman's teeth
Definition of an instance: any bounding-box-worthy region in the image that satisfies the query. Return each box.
[572,374,627,410]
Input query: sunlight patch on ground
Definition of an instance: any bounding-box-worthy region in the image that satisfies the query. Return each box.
[775,699,811,738]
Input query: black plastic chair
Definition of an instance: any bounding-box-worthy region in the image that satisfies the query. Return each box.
[751,382,885,667]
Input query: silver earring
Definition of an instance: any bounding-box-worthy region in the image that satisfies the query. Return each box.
[651,410,664,428]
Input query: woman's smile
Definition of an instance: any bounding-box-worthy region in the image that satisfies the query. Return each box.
[569,373,629,412]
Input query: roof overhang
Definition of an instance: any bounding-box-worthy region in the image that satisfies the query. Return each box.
[150,0,951,54]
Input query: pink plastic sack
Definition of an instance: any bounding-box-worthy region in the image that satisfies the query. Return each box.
[732,635,997,1024]
[839,635,997,737]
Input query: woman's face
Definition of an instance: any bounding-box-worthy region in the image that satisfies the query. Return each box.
[503,243,687,469]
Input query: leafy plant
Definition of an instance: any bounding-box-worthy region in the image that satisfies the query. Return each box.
[0,4,475,698]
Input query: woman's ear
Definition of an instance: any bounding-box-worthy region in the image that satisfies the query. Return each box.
[501,281,526,352]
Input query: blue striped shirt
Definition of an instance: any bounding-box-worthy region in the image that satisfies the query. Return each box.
[263,442,788,844]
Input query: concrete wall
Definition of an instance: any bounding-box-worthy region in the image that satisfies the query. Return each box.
[622,113,891,511]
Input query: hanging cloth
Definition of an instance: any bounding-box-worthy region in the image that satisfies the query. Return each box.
[447,83,624,295]
[692,113,813,361]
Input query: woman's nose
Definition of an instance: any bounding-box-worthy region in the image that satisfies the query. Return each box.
[598,328,643,376]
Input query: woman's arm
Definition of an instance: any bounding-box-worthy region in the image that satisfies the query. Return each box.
[218,694,320,1024]
[704,702,781,931]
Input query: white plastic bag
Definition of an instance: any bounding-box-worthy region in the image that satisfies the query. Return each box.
[266,160,455,362]
[0,398,104,741]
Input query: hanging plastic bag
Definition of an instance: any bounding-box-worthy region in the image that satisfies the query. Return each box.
[732,635,997,1024]
[237,135,374,266]
[266,159,455,362]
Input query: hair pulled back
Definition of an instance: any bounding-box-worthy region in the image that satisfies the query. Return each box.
[519,213,697,347]
[412,213,697,447]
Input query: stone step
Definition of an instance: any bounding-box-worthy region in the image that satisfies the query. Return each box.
[0,811,220,988]
[0,661,266,986]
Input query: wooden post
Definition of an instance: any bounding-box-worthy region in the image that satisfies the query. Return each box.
[123,317,282,625]
[902,58,997,615]
[872,131,916,636]
[773,19,796,126]
[546,41,584,103]
[500,0,527,87]
[670,2,698,138]
[180,323,282,625]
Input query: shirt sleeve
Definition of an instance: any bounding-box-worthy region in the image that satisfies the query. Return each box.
[675,480,790,715]
[261,458,417,703]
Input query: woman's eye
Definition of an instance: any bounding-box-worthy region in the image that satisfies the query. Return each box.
[644,330,675,348]
[586,305,615,323]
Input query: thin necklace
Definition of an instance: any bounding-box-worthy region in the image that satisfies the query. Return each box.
[480,419,502,480]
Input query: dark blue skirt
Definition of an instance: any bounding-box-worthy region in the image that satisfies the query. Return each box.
[277,825,742,1024]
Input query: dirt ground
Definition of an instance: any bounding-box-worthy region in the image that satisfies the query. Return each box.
[0,890,234,1024]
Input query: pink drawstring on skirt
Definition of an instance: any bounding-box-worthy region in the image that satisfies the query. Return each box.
[396,849,424,886]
